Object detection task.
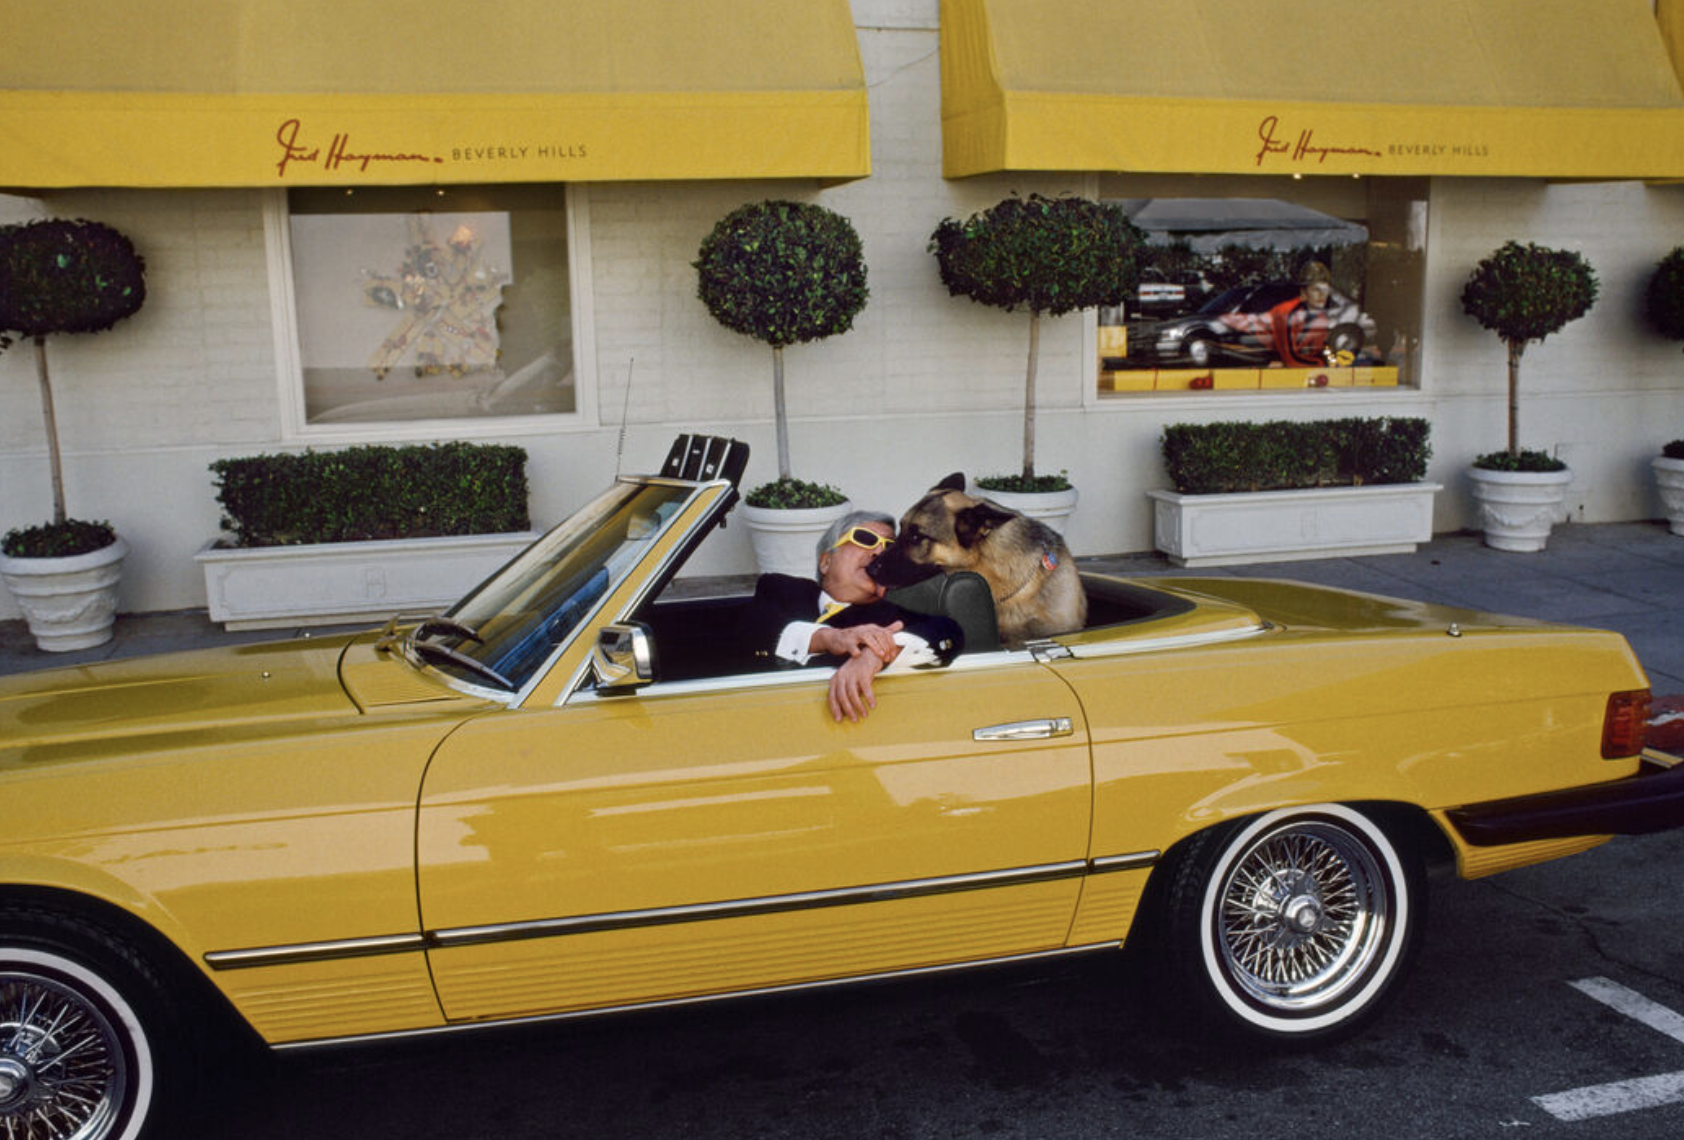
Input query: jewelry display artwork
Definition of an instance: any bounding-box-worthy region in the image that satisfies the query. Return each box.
[361,214,510,379]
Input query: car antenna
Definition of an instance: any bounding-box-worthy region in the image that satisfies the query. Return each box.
[614,356,634,478]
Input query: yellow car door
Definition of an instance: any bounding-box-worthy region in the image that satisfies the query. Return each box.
[417,655,1090,1022]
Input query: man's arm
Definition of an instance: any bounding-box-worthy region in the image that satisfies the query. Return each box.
[828,651,886,723]
[842,601,963,669]
[822,604,964,723]
[742,574,820,667]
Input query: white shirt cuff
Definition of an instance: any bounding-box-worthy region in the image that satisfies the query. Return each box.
[778,625,934,669]
[776,620,822,664]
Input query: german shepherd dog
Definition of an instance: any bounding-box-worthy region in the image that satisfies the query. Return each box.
[870,474,1087,648]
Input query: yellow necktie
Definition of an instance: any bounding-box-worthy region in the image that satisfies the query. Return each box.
[819,601,846,623]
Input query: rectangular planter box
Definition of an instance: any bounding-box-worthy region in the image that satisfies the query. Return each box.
[196,531,539,630]
[1148,483,1441,568]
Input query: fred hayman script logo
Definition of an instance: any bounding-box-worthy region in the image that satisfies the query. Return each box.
[1255,115,1383,168]
[275,120,444,178]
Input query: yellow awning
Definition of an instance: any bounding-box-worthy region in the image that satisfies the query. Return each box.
[941,0,1684,180]
[0,0,869,189]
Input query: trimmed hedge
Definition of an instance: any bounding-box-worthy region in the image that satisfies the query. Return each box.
[1162,418,1431,495]
[744,477,847,510]
[694,200,868,351]
[2,519,116,559]
[1646,247,1684,346]
[929,194,1144,319]
[0,218,146,343]
[210,442,529,547]
[1473,447,1566,473]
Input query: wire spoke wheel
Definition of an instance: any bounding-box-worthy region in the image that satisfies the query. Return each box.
[1214,822,1388,1012]
[0,970,128,1140]
[0,913,172,1140]
[1166,805,1421,1042]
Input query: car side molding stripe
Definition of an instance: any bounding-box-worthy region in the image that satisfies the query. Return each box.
[204,933,429,970]
[430,860,1094,949]
[1089,850,1161,873]
[205,852,1161,971]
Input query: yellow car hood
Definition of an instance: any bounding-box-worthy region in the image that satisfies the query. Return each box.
[0,637,362,757]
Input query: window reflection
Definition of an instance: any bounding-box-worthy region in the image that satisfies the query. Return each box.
[288,185,575,424]
[1097,180,1426,394]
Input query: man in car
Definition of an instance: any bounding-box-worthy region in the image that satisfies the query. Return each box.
[745,510,962,723]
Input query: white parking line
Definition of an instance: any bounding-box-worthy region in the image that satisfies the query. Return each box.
[1532,978,1684,1122]
[1567,977,1684,1047]
[1535,1072,1684,1123]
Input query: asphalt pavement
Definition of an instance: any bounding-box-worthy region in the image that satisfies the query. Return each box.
[4,519,1681,739]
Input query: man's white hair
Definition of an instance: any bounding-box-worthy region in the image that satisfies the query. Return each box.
[814,509,895,581]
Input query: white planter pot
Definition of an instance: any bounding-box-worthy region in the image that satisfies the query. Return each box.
[1655,456,1684,536]
[970,484,1080,539]
[1467,464,1572,553]
[196,531,539,630]
[0,536,128,652]
[740,500,853,579]
[1148,483,1441,568]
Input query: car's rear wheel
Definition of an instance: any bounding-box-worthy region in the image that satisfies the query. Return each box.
[1157,805,1423,1044]
[0,908,179,1140]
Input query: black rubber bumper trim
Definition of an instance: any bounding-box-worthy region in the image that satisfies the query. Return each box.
[1446,757,1684,847]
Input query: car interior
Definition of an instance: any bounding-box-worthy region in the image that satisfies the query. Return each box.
[637,575,1195,683]
[628,434,1196,685]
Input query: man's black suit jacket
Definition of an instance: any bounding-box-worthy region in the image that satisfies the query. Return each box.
[743,573,962,671]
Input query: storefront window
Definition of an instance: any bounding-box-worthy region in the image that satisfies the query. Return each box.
[1096,177,1427,396]
[286,184,575,425]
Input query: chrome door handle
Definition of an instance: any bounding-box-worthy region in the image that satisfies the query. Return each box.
[973,717,1074,742]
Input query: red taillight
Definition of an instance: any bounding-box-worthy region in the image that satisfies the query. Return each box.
[1603,689,1651,759]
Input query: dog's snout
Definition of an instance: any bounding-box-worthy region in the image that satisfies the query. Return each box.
[868,543,939,588]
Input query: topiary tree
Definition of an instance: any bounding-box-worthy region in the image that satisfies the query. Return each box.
[694,200,868,499]
[1645,245,1684,353]
[930,194,1145,487]
[0,218,146,555]
[1459,240,1597,468]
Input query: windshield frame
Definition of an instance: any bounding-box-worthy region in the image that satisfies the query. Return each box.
[397,477,707,702]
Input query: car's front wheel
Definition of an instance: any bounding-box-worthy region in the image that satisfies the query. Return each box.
[1156,805,1423,1044]
[0,908,180,1140]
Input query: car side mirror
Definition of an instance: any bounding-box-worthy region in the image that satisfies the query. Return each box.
[592,622,657,693]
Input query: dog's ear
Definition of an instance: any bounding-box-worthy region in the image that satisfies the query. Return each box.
[933,472,965,492]
[954,502,1015,548]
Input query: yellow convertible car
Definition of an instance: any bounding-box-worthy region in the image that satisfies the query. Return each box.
[2,435,1679,1140]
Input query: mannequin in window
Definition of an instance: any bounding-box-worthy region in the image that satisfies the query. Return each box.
[1268,261,1336,368]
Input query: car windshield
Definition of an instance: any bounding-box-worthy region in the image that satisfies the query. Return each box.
[1196,286,1252,315]
[413,480,695,692]
[1242,282,1303,311]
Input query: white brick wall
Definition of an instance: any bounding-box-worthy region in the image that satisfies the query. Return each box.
[1419,177,1684,526]
[3,2,1682,619]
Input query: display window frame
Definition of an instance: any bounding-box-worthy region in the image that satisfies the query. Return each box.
[1087,174,1429,405]
[265,183,597,444]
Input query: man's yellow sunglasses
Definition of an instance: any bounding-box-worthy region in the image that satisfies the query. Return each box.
[830,526,893,553]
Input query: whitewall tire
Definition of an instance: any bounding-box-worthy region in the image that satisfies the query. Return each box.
[1160,804,1423,1043]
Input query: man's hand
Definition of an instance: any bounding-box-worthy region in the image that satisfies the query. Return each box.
[810,621,903,664]
[828,650,887,723]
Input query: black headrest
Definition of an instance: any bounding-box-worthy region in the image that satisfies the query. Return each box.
[885,570,999,653]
